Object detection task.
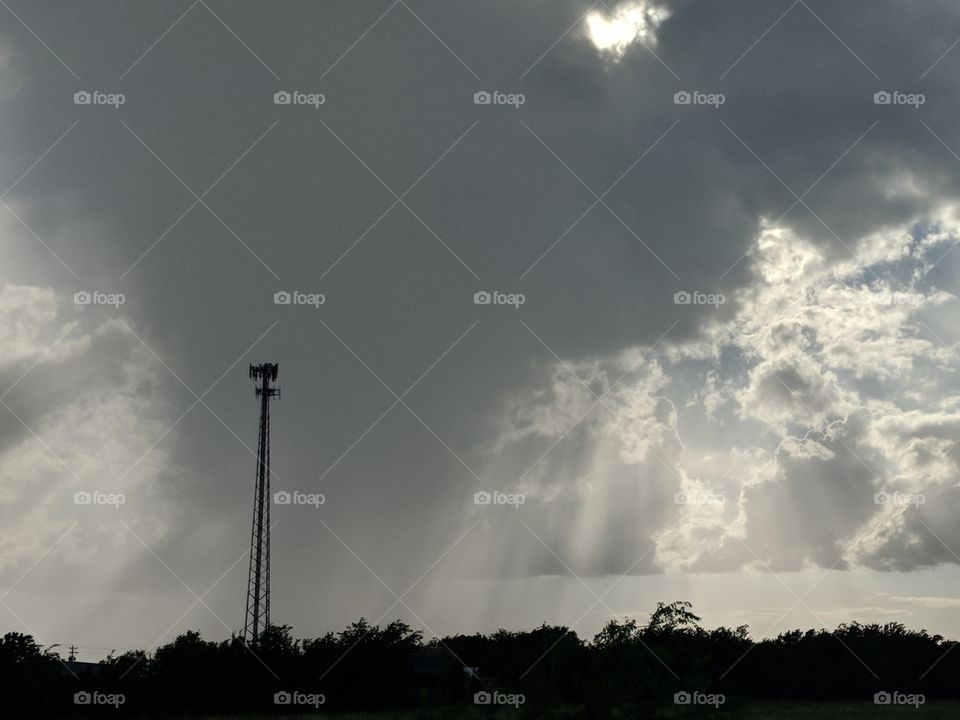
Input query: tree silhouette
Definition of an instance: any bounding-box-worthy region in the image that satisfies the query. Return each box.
[5,603,960,716]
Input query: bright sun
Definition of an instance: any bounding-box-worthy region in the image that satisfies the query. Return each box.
[586,1,670,58]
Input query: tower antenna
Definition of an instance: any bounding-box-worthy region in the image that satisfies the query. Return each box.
[244,362,280,644]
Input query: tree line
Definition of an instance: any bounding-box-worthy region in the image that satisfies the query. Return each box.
[2,601,957,716]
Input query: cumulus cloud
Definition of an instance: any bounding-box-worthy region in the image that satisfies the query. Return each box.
[490,215,960,576]
[0,284,178,578]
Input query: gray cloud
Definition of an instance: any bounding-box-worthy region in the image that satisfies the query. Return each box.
[2,0,960,650]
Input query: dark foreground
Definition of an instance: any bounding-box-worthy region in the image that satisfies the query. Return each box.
[11,603,958,717]
[66,705,960,719]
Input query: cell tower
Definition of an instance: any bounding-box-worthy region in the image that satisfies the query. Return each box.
[244,362,280,644]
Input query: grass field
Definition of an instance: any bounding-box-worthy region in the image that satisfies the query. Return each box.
[146,703,959,719]
[670,702,959,718]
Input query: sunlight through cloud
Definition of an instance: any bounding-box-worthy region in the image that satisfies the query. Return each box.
[586,1,670,58]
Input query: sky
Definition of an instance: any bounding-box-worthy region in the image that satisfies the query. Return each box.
[2,0,960,663]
